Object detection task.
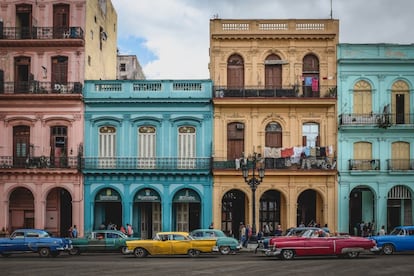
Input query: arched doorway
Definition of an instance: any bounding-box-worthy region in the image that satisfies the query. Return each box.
[259,190,281,235]
[133,188,162,239]
[227,54,244,89]
[387,185,412,230]
[349,186,375,236]
[302,54,320,97]
[9,187,34,232]
[221,189,246,239]
[94,188,122,230]
[172,188,201,232]
[46,188,72,237]
[297,189,323,227]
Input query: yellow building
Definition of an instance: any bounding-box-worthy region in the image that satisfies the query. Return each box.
[210,19,339,238]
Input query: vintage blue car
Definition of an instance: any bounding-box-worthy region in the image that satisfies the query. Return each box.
[190,229,241,255]
[369,225,414,255]
[69,230,134,255]
[0,229,72,257]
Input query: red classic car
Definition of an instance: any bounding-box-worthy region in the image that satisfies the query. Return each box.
[262,228,376,260]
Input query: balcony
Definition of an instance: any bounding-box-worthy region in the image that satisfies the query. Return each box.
[213,85,336,99]
[348,159,380,171]
[213,156,336,171]
[0,156,79,169]
[0,81,83,94]
[387,159,414,171]
[0,26,84,47]
[340,113,414,127]
[81,157,211,171]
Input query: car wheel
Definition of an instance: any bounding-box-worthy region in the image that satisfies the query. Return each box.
[188,249,200,257]
[382,244,395,255]
[133,247,148,258]
[120,246,129,255]
[39,247,51,257]
[346,251,360,259]
[281,249,295,260]
[69,247,81,255]
[219,246,231,255]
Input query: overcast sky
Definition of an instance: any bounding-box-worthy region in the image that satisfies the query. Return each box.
[111,0,414,79]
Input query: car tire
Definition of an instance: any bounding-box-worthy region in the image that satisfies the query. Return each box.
[219,246,231,255]
[120,246,129,255]
[133,247,148,258]
[39,247,51,257]
[382,244,395,255]
[188,249,200,257]
[69,247,81,255]
[346,251,360,259]
[281,249,295,260]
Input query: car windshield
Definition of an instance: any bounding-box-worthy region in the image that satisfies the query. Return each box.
[389,228,405,235]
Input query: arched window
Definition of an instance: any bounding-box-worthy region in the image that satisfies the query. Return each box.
[227,122,244,160]
[178,126,196,168]
[99,126,116,168]
[265,122,282,148]
[265,54,282,89]
[353,80,372,115]
[138,126,156,168]
[302,54,319,97]
[227,54,244,89]
[302,123,319,147]
[391,80,410,124]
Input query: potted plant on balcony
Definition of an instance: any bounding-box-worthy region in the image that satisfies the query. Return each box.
[325,87,337,98]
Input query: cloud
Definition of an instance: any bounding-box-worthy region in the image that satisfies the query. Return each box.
[112,0,414,79]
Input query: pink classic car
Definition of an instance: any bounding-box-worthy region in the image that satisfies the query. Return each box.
[263,228,376,260]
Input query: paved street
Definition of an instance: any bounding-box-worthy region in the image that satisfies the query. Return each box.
[1,250,414,276]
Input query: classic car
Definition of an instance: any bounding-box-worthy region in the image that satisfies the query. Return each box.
[69,230,134,255]
[369,225,414,255]
[0,229,72,257]
[262,228,376,260]
[126,231,217,258]
[190,228,242,255]
[256,227,327,252]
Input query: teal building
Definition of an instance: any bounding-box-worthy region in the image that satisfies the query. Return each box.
[82,80,213,238]
[337,44,414,234]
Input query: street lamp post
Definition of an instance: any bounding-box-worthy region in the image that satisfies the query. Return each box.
[241,152,265,237]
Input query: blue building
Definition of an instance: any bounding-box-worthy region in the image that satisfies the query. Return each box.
[82,80,213,238]
[337,44,414,235]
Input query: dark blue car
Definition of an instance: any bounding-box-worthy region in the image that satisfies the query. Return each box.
[0,229,72,257]
[369,226,414,255]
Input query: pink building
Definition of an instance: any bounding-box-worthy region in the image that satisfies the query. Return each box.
[0,0,118,237]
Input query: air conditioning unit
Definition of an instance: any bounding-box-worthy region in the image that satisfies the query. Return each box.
[236,123,244,130]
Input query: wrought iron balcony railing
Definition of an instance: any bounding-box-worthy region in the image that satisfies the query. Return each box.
[81,157,211,170]
[213,156,336,171]
[1,26,84,40]
[0,156,79,169]
[0,81,82,94]
[213,85,336,99]
[387,159,414,171]
[348,159,380,171]
[340,113,414,126]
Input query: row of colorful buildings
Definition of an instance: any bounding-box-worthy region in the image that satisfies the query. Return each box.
[0,0,413,239]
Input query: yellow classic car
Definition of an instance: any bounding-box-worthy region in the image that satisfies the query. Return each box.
[126,231,217,258]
